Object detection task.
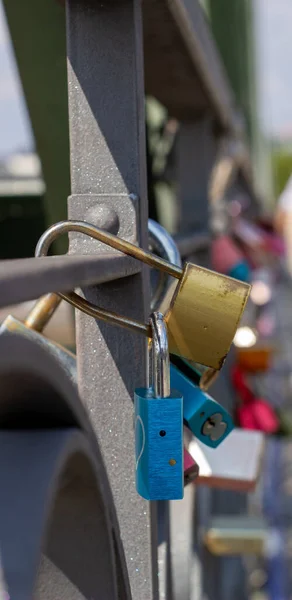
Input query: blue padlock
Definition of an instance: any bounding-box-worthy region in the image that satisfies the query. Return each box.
[229,261,251,283]
[135,312,183,501]
[170,362,233,448]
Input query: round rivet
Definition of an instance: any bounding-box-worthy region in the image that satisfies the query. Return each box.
[169,459,176,466]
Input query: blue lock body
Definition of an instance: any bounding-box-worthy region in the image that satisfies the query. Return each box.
[135,312,184,501]
[135,388,183,500]
[170,364,233,448]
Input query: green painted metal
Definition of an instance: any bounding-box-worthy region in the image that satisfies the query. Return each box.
[3,0,70,253]
[207,0,256,139]
[206,0,274,208]
[0,193,46,259]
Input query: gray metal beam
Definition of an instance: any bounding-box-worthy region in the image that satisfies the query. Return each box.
[174,232,211,257]
[171,485,196,600]
[176,119,217,240]
[170,119,218,600]
[0,254,139,309]
[66,1,157,599]
[143,0,236,130]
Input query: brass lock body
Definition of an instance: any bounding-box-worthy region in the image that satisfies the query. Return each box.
[203,516,268,556]
[165,264,250,369]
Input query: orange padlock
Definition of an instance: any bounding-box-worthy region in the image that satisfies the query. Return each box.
[236,345,274,373]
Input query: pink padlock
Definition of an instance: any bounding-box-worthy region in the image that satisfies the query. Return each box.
[184,448,199,485]
[263,232,285,257]
[211,235,250,282]
[212,235,243,273]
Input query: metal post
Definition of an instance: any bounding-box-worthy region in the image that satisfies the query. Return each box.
[176,120,217,235]
[176,118,217,267]
[174,116,249,600]
[66,1,158,599]
[200,364,249,600]
[172,118,218,600]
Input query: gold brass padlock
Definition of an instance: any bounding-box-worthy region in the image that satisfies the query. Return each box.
[203,516,268,556]
[35,221,251,370]
[0,295,76,383]
[164,264,250,369]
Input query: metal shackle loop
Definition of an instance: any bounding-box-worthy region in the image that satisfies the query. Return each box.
[148,219,182,312]
[35,220,182,338]
[149,312,170,398]
[36,220,182,277]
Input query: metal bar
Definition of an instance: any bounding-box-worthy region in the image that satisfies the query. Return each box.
[168,0,235,131]
[0,254,139,309]
[174,232,211,257]
[170,485,196,600]
[35,220,182,279]
[176,120,217,237]
[66,2,157,600]
[173,118,218,600]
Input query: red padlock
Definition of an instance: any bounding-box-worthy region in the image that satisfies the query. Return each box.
[237,399,279,434]
[232,365,279,435]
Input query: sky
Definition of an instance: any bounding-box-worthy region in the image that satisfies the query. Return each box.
[254,0,292,139]
[0,0,292,157]
[0,1,33,158]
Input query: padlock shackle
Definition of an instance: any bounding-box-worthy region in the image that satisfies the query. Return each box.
[150,312,170,398]
[25,293,62,332]
[148,219,182,315]
[34,220,183,340]
[36,220,182,278]
[59,290,151,337]
[34,220,246,379]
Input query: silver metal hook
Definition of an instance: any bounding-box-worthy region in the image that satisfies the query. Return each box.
[148,220,182,312]
[149,312,170,398]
